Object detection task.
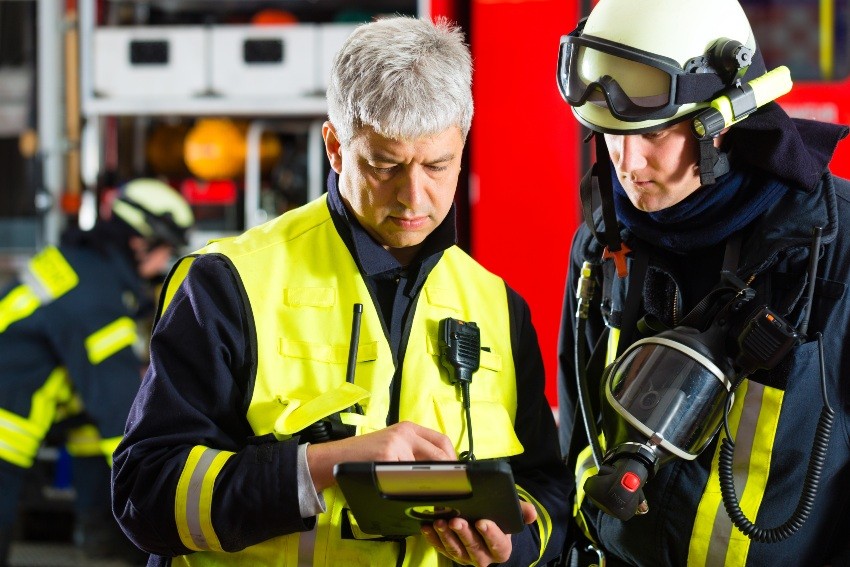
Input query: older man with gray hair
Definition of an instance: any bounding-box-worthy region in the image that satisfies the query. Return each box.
[112,16,570,567]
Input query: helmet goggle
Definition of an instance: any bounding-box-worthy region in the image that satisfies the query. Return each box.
[557,21,732,123]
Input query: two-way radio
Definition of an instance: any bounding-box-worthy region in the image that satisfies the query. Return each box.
[439,318,481,461]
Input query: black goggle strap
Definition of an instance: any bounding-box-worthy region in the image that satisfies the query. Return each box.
[673,49,766,107]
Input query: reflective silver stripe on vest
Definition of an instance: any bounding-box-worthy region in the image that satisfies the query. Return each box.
[298,524,316,567]
[688,380,783,566]
[704,384,762,567]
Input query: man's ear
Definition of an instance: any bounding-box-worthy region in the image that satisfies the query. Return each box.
[322,121,343,174]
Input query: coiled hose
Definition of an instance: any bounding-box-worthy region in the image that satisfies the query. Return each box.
[718,333,834,543]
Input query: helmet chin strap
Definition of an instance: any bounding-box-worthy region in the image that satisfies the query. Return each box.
[698,137,730,185]
[579,133,631,277]
[582,131,727,277]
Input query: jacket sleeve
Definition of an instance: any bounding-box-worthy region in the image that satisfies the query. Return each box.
[504,284,572,567]
[111,254,311,556]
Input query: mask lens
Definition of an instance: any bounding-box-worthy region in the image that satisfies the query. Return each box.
[609,341,730,457]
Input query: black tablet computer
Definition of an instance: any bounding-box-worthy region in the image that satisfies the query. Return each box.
[333,460,524,537]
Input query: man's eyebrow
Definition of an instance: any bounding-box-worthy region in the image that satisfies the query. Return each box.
[426,152,455,164]
[368,152,399,163]
[367,151,456,164]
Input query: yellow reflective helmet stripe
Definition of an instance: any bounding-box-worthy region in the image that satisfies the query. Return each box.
[0,367,72,468]
[688,380,784,566]
[516,485,552,567]
[175,446,233,552]
[85,317,138,364]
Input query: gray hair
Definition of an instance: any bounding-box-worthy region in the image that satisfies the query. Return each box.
[326,16,473,145]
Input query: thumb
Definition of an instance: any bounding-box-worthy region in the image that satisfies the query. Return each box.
[519,500,538,525]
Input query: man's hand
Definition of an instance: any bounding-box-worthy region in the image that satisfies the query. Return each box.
[420,500,538,566]
[306,421,457,491]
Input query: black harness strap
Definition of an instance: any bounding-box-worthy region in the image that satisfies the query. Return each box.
[581,135,631,277]
[615,246,649,357]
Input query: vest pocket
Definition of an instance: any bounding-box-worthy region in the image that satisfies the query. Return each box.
[280,338,378,365]
[277,337,379,395]
[283,287,336,307]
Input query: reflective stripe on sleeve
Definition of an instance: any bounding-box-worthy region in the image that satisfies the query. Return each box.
[572,442,602,544]
[516,485,552,567]
[0,408,43,468]
[0,285,40,332]
[175,446,234,552]
[687,380,784,567]
[573,443,599,516]
[26,246,79,300]
[0,247,79,332]
[65,424,103,458]
[85,317,138,364]
[0,367,71,468]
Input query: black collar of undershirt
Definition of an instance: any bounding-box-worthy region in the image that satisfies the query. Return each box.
[325,170,457,279]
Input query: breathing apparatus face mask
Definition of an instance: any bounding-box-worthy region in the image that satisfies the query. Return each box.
[583,275,802,522]
[605,332,734,461]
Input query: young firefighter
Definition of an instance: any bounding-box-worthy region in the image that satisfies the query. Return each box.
[555,0,850,565]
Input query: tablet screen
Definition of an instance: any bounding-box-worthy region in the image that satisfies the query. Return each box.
[375,463,473,496]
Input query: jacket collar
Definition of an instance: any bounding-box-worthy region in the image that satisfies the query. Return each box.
[738,172,837,278]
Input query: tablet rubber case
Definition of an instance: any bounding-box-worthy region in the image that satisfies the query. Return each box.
[333,460,524,537]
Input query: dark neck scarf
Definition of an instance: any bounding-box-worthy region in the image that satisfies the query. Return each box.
[612,165,789,252]
[608,102,848,253]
